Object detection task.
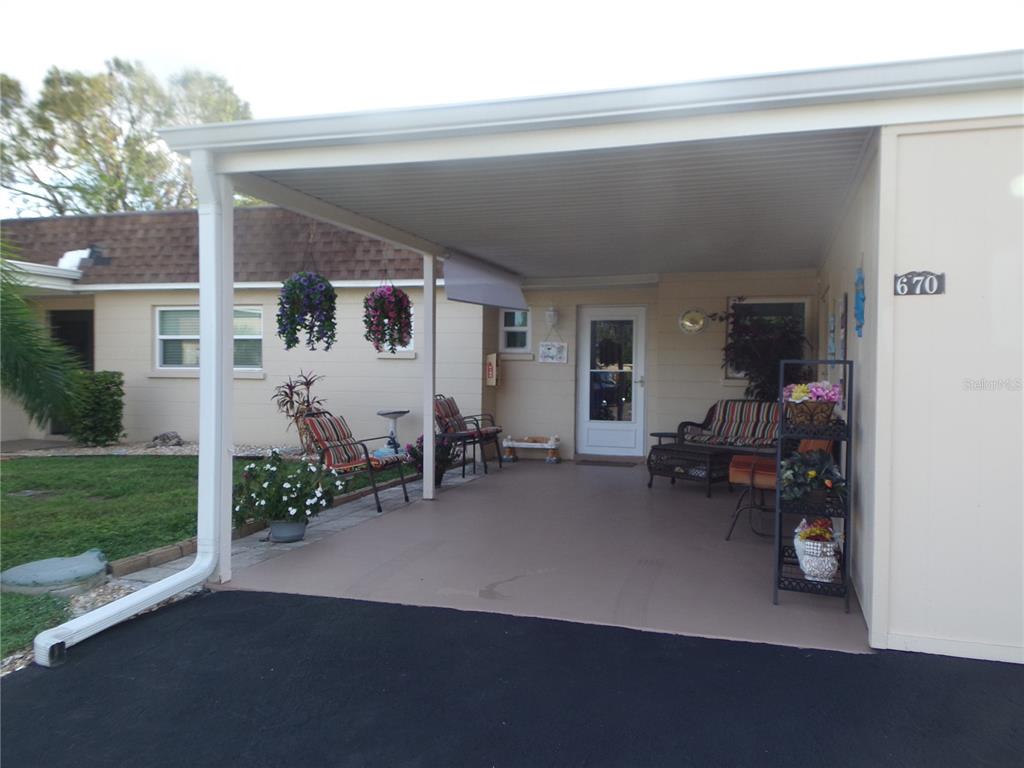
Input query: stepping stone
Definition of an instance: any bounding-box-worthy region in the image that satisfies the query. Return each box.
[1,549,107,597]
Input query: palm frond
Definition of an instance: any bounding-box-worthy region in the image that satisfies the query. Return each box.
[0,243,83,427]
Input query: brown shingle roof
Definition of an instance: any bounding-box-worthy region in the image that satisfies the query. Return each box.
[0,207,428,284]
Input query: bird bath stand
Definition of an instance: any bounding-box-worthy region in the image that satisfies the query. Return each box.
[376,408,410,453]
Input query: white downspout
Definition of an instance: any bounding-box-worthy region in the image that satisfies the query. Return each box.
[33,152,234,666]
[421,254,436,501]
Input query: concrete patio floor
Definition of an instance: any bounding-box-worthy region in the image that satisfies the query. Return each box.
[222,460,870,653]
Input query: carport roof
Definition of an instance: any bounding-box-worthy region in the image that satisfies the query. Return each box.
[161,50,1023,279]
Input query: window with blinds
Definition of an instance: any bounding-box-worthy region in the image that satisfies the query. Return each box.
[156,307,263,369]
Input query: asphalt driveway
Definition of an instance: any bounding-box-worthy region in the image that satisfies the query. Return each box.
[2,590,1020,767]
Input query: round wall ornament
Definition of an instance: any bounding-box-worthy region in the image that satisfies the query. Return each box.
[678,309,708,334]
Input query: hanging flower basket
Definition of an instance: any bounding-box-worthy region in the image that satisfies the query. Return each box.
[363,285,413,354]
[277,272,337,351]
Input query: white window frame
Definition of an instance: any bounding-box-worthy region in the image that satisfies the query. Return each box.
[499,307,531,353]
[154,305,264,371]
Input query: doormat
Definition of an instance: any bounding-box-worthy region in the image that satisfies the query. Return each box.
[576,460,640,467]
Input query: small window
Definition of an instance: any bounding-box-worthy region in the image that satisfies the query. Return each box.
[500,308,531,352]
[156,307,263,369]
[724,297,808,379]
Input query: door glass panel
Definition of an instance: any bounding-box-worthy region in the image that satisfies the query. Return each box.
[589,372,633,421]
[589,320,633,371]
[588,319,635,421]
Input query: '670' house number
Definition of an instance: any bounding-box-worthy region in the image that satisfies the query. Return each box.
[894,271,946,296]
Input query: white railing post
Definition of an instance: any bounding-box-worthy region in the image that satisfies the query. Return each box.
[194,150,235,582]
[422,254,436,500]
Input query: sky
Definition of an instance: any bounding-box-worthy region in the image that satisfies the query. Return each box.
[2,0,1022,119]
[1,0,1021,217]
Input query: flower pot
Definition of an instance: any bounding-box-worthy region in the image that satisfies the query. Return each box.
[785,400,835,427]
[803,488,829,507]
[794,535,839,582]
[268,520,307,543]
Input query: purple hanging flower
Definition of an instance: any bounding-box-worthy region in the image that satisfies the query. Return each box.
[277,272,337,351]
[363,284,414,353]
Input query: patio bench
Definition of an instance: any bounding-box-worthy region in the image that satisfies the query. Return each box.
[434,395,503,476]
[302,411,411,513]
[676,399,780,451]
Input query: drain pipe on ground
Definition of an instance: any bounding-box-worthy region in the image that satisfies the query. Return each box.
[33,550,219,667]
[34,153,235,667]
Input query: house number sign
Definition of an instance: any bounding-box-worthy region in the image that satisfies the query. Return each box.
[894,271,945,296]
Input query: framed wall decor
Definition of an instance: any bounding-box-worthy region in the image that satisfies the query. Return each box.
[538,341,568,364]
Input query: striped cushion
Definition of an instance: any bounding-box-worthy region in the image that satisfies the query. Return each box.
[304,412,353,445]
[323,447,404,473]
[303,412,363,465]
[706,400,780,442]
[434,396,470,433]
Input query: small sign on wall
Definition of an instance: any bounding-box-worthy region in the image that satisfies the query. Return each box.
[485,353,498,386]
[894,271,946,296]
[538,341,568,364]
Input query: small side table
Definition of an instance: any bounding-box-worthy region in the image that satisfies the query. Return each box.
[376,409,410,452]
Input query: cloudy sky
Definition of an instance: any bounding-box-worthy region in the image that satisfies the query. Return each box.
[3,0,1022,119]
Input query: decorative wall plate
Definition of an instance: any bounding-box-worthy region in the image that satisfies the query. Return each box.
[678,309,708,334]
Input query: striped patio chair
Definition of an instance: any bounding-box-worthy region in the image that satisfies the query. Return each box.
[302,411,410,513]
[433,394,503,476]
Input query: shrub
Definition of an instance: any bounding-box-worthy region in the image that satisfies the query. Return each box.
[232,450,344,528]
[68,370,125,446]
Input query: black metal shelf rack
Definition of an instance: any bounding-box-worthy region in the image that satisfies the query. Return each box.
[773,359,854,612]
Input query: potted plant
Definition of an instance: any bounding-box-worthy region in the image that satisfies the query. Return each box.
[783,380,841,427]
[233,451,344,542]
[794,517,843,582]
[277,272,337,351]
[709,298,808,400]
[779,450,846,506]
[405,434,460,487]
[271,370,326,455]
[363,284,413,354]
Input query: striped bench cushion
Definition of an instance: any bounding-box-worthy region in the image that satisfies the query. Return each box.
[323,447,405,473]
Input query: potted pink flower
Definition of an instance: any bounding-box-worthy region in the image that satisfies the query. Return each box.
[783,380,841,426]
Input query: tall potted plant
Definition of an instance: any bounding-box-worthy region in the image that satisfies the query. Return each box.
[710,299,808,400]
[272,370,326,454]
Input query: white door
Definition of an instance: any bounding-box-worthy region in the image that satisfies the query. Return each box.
[576,306,646,456]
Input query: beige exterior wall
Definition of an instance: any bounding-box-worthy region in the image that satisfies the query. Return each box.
[82,286,483,448]
[816,137,881,637]
[876,117,1023,663]
[495,272,818,459]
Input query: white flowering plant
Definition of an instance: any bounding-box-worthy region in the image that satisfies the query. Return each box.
[232,450,345,527]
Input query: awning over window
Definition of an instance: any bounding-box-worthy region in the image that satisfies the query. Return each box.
[443,253,527,310]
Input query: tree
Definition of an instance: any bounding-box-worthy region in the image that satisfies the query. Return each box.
[0,245,83,427]
[1,59,251,216]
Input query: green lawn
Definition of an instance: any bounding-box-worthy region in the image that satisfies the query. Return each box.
[0,454,408,657]
[1,593,69,656]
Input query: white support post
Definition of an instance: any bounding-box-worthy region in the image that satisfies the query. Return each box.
[195,150,235,582]
[422,254,437,500]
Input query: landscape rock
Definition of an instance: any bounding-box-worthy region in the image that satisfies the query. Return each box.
[0,549,108,597]
[147,431,184,448]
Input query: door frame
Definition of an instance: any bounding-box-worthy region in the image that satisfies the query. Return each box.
[575,305,647,457]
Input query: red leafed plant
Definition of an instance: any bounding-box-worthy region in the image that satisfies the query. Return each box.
[363,285,413,354]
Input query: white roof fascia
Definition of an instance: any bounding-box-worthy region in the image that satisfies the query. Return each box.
[161,51,1023,155]
[6,259,82,292]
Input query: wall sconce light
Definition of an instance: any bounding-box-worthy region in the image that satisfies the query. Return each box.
[545,306,560,329]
